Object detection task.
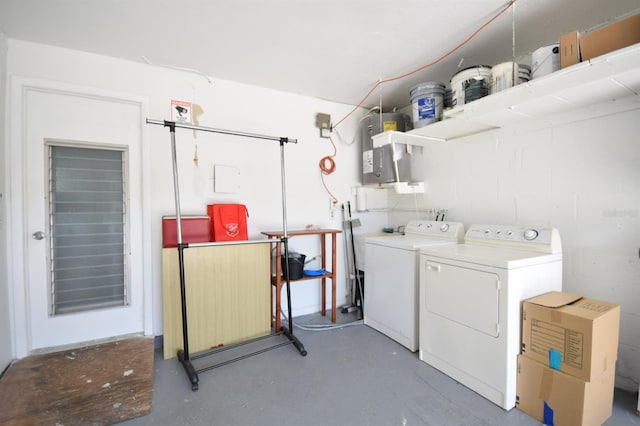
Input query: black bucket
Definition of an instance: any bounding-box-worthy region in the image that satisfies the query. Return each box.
[282,252,306,280]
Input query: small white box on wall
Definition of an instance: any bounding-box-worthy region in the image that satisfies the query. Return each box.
[214,165,240,193]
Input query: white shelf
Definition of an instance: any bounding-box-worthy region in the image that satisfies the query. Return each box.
[373,43,640,147]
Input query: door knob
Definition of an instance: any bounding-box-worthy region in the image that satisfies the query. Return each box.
[32,231,45,240]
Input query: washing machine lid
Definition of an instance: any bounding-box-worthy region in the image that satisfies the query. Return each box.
[354,232,389,270]
[420,243,562,269]
[365,234,460,250]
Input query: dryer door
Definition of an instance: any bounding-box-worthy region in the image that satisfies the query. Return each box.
[424,260,500,337]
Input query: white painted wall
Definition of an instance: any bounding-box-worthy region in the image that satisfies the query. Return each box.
[389,113,640,391]
[0,32,13,372]
[4,39,389,354]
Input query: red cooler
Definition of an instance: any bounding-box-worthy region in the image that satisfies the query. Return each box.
[162,215,211,248]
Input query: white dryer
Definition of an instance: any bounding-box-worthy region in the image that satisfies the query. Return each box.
[364,220,464,352]
[419,224,562,410]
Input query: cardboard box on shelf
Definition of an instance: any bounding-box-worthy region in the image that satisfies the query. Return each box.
[516,355,615,426]
[559,13,640,69]
[521,291,620,382]
[579,13,640,61]
[560,31,580,68]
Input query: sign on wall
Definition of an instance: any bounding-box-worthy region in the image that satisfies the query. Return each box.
[171,100,192,124]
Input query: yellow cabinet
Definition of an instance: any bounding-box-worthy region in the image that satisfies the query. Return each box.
[162,243,271,359]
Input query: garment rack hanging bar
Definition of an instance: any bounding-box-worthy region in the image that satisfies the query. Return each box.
[146,119,298,144]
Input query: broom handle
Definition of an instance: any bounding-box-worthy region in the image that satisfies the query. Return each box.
[347,201,363,313]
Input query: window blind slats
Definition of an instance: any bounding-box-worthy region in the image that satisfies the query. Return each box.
[49,145,127,315]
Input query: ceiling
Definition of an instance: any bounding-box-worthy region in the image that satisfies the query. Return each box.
[2,0,639,110]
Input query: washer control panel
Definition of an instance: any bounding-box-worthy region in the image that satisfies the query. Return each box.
[465,224,562,253]
[403,220,464,242]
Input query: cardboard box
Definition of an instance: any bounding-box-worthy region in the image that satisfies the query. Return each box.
[521,291,620,381]
[162,216,211,248]
[516,355,615,426]
[579,13,640,61]
[559,31,580,68]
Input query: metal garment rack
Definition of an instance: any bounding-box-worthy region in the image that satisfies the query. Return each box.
[146,119,307,391]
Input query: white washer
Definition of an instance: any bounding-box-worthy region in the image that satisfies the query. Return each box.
[419,224,562,410]
[364,220,464,352]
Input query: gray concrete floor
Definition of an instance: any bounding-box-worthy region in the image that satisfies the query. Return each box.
[123,311,640,426]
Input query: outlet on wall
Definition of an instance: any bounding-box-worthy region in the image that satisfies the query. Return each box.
[329,198,336,218]
[316,113,331,138]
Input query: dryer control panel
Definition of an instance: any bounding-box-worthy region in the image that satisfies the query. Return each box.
[464,224,562,254]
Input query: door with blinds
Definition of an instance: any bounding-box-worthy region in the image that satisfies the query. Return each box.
[23,85,146,351]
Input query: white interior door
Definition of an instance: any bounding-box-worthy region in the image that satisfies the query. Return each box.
[23,85,146,351]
